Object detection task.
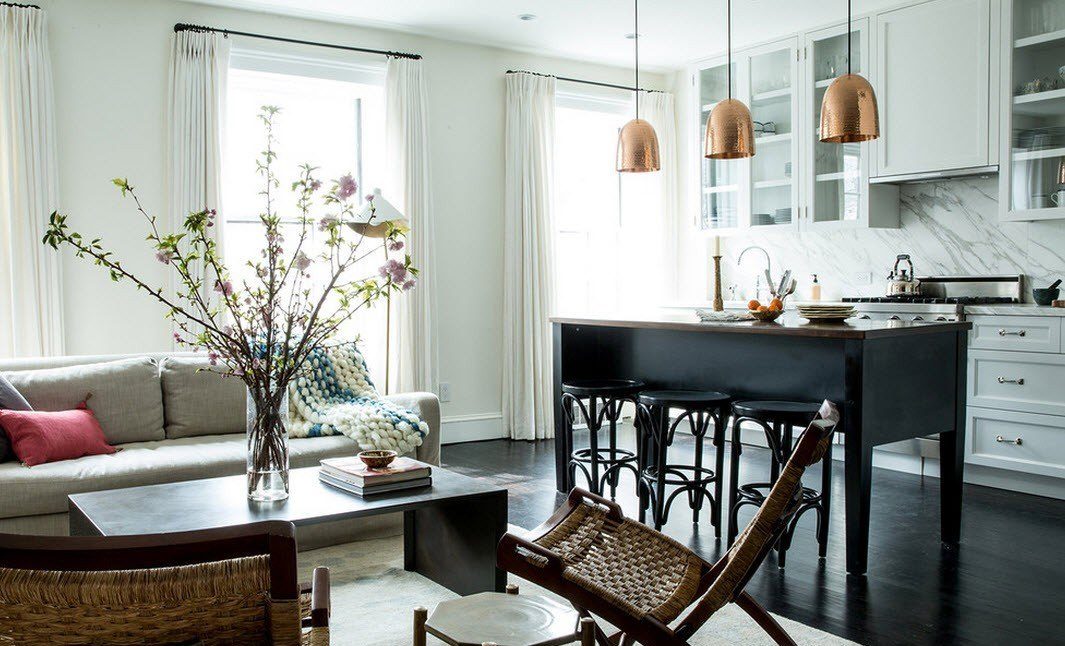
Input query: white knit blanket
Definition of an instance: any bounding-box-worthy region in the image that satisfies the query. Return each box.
[288,343,427,455]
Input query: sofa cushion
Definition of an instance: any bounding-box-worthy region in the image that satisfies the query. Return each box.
[160,357,245,439]
[0,404,116,466]
[2,357,164,445]
[0,433,364,519]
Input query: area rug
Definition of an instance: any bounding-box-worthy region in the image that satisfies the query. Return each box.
[298,532,858,646]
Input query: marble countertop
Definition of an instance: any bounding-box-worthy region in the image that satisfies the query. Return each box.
[963,304,1065,317]
[551,311,970,339]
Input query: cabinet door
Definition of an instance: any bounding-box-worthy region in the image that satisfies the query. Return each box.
[747,39,801,231]
[695,57,747,232]
[874,0,992,177]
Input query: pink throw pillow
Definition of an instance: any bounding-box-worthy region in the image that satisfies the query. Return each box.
[0,403,116,466]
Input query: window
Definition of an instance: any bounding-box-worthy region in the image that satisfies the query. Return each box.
[223,50,389,382]
[553,88,665,314]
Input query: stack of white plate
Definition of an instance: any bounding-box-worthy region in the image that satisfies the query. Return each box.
[795,303,857,322]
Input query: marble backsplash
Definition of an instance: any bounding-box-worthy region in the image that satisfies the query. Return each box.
[710,177,1065,303]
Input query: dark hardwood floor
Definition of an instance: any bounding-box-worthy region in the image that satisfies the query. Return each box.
[442,427,1065,646]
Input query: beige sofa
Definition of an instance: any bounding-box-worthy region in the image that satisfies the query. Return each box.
[0,353,440,547]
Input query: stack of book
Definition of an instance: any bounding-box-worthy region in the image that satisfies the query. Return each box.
[319,456,432,496]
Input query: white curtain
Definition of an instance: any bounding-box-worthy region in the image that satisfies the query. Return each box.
[167,30,229,328]
[0,5,63,358]
[385,57,436,394]
[502,72,556,441]
[625,91,677,300]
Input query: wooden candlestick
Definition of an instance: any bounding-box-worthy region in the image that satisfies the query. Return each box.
[712,255,724,311]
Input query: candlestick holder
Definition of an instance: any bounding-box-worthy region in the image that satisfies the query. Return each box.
[712,255,724,311]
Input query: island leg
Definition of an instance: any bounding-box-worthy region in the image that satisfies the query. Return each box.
[941,331,968,545]
[844,438,873,576]
[553,323,570,493]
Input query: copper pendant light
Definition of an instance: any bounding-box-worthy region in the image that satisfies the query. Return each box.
[617,0,660,173]
[704,0,754,159]
[820,0,880,143]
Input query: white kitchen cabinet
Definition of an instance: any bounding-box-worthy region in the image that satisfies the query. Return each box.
[967,406,1065,478]
[999,0,1065,221]
[873,0,995,178]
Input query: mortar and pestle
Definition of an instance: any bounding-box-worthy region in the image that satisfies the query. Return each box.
[1033,279,1061,306]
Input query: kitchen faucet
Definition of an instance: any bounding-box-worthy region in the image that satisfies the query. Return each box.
[737,246,772,302]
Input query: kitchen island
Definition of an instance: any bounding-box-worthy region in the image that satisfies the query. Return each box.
[551,312,972,576]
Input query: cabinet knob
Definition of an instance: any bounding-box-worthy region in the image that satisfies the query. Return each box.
[995,435,1023,446]
[998,329,1026,337]
[996,377,1025,385]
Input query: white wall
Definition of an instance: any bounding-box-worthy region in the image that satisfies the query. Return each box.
[40,0,668,441]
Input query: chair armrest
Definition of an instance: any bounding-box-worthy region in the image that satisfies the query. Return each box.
[310,566,330,628]
[567,487,625,522]
[497,532,563,574]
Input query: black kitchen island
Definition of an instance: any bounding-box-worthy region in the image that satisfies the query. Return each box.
[551,312,972,576]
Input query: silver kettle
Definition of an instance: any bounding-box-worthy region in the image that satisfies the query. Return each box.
[886,254,921,296]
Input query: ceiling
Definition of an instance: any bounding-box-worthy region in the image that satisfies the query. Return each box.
[187,0,911,70]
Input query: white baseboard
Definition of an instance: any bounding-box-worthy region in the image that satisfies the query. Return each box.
[440,412,505,445]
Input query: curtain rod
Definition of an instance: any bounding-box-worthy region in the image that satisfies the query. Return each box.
[506,69,661,94]
[174,23,422,60]
[1,2,41,9]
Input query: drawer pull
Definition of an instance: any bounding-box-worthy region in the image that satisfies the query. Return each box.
[995,435,1023,445]
[996,377,1025,385]
[997,329,1027,337]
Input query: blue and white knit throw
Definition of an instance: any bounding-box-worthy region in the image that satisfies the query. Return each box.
[288,342,428,455]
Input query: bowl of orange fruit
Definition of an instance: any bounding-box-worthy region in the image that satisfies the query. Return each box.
[747,297,785,322]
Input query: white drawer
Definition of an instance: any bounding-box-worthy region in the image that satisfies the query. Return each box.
[966,406,1065,478]
[968,315,1061,353]
[969,350,1065,416]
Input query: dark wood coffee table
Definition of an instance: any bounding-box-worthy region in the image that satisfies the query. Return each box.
[68,466,508,596]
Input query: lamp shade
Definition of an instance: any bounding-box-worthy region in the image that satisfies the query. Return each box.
[348,188,407,238]
[617,118,661,172]
[704,98,755,159]
[819,74,880,143]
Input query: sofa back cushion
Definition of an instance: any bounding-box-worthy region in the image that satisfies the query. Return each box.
[2,357,165,445]
[160,357,245,439]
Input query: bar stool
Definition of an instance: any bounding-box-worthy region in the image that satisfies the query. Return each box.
[727,400,830,567]
[634,390,731,533]
[561,379,644,499]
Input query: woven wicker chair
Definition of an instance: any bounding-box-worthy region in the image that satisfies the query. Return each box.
[499,401,840,646]
[0,520,329,645]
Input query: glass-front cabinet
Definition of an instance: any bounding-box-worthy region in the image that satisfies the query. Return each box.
[1001,0,1065,221]
[803,21,872,228]
[692,26,896,233]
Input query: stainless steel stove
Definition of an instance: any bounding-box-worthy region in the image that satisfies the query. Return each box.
[841,275,1024,322]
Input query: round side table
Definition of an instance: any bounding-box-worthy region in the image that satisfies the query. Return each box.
[414,585,594,646]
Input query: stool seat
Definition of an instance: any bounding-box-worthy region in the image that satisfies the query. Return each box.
[637,389,730,407]
[732,400,821,426]
[562,379,644,397]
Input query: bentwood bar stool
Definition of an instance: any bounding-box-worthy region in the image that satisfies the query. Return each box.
[728,400,830,567]
[561,379,644,499]
[635,389,731,533]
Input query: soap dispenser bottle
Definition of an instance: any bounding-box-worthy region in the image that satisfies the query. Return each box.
[811,274,822,301]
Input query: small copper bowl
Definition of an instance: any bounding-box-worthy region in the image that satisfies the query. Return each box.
[358,450,397,470]
[749,308,784,322]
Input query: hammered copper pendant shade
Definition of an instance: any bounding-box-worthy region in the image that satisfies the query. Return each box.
[820,73,880,143]
[705,98,755,159]
[617,118,661,172]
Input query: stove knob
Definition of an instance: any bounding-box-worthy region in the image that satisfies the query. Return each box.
[859,315,871,320]
[889,315,901,321]
[936,316,948,322]
[913,316,924,321]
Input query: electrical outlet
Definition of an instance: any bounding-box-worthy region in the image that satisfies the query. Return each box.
[854,272,873,286]
[438,382,452,402]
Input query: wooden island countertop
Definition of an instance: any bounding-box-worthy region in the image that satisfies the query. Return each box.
[550,312,971,340]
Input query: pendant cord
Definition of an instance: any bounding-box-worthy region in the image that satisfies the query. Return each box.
[726,0,732,100]
[847,0,852,75]
[634,0,640,119]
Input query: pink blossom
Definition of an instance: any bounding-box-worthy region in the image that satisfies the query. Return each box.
[309,179,322,192]
[377,258,408,284]
[337,174,358,201]
[318,215,338,232]
[208,351,220,366]
[402,278,417,291]
[365,193,375,203]
[388,239,404,252]
[295,252,312,272]
[213,280,233,296]
[173,332,184,343]
[155,250,173,264]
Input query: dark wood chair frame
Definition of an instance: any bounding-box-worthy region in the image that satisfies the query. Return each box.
[0,520,330,635]
[499,404,840,646]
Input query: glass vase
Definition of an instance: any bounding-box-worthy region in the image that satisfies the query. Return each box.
[246,386,290,502]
